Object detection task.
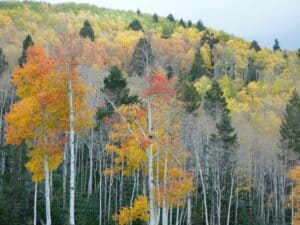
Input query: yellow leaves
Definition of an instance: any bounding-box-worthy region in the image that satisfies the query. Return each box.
[114,196,149,225]
[194,76,212,96]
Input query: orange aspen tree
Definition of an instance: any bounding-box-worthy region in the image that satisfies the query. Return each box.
[5,45,69,225]
[106,74,193,225]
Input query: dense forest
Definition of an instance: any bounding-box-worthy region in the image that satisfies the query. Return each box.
[0,1,300,225]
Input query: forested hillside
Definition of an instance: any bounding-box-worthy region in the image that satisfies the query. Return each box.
[0,2,300,225]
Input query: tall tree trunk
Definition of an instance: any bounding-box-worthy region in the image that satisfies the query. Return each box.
[187,194,192,225]
[226,172,235,225]
[88,128,94,197]
[44,155,52,225]
[63,143,68,209]
[34,182,38,225]
[68,80,76,225]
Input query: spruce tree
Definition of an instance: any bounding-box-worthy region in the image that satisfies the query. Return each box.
[196,19,205,31]
[128,19,143,31]
[152,13,159,23]
[98,66,139,119]
[166,65,174,79]
[179,18,186,28]
[0,48,8,76]
[297,48,300,58]
[136,8,141,15]
[280,90,300,153]
[177,80,201,113]
[273,38,281,51]
[250,40,261,52]
[188,49,206,81]
[246,57,258,84]
[167,14,175,22]
[204,80,229,119]
[131,38,154,76]
[18,35,34,67]
[79,20,95,42]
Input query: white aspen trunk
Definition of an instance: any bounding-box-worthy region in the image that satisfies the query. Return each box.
[107,153,113,223]
[169,206,173,225]
[175,205,179,225]
[34,182,38,225]
[68,80,76,225]
[63,143,68,209]
[88,128,94,197]
[235,190,238,225]
[292,181,294,225]
[187,195,192,225]
[44,155,52,225]
[193,138,209,225]
[99,130,103,225]
[147,95,156,225]
[162,144,168,225]
[226,173,235,225]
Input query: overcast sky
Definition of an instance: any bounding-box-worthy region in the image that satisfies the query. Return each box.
[45,0,299,50]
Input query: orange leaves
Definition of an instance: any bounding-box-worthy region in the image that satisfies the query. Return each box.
[5,45,68,181]
[114,196,149,225]
[143,73,176,99]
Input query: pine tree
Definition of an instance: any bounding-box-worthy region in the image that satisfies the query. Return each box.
[250,40,261,52]
[167,14,175,22]
[129,19,143,31]
[98,66,139,119]
[196,19,205,31]
[273,38,281,51]
[18,35,34,67]
[79,20,95,42]
[204,80,229,119]
[179,18,186,28]
[152,13,159,23]
[0,48,8,75]
[166,65,173,79]
[131,38,154,76]
[177,80,201,112]
[188,49,207,81]
[280,90,300,152]
[136,8,141,15]
[187,20,193,27]
[297,48,300,58]
[246,57,258,84]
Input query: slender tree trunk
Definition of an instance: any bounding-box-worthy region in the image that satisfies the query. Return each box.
[44,155,52,225]
[226,173,235,225]
[175,205,179,225]
[63,143,68,209]
[68,80,76,225]
[99,130,103,225]
[88,128,94,197]
[34,182,38,225]
[187,194,192,225]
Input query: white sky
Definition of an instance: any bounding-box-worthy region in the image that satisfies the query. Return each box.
[45,0,300,50]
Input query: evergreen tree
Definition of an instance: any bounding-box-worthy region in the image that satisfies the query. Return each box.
[167,14,175,22]
[204,80,229,119]
[280,90,300,152]
[161,24,173,39]
[0,48,8,75]
[179,18,186,28]
[79,20,95,42]
[131,38,154,76]
[188,49,207,81]
[152,13,159,23]
[200,30,218,49]
[187,20,193,27]
[98,66,139,119]
[196,19,205,31]
[273,38,281,51]
[250,40,261,52]
[136,8,141,15]
[18,35,34,67]
[297,48,300,58]
[246,57,258,84]
[128,19,143,31]
[177,80,201,113]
